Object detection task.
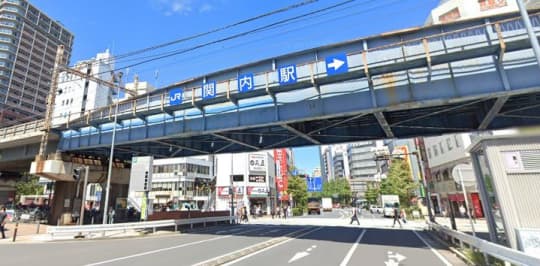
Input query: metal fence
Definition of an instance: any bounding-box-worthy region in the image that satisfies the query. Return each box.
[430,223,540,265]
[47,215,235,239]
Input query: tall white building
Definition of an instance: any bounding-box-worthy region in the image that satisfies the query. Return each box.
[319,145,334,182]
[52,49,116,126]
[426,0,540,25]
[214,152,276,215]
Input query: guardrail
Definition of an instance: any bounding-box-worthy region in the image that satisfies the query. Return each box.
[430,223,540,266]
[47,215,235,239]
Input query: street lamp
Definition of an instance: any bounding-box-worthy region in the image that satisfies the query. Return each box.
[103,71,123,225]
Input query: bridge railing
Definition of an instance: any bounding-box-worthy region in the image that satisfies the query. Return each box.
[46,215,234,239]
[59,12,539,131]
[430,223,540,266]
[0,120,44,140]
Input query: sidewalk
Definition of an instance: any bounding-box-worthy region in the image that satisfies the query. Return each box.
[0,221,48,243]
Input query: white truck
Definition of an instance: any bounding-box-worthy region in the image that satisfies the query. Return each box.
[380,195,400,217]
[321,197,332,212]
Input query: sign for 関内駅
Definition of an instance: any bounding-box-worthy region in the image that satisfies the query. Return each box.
[248,154,266,172]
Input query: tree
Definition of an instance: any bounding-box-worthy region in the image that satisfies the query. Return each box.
[364,182,380,204]
[15,174,44,201]
[322,179,352,205]
[287,175,308,215]
[379,159,418,207]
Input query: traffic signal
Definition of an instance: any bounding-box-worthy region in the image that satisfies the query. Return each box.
[143,171,149,191]
[73,168,81,180]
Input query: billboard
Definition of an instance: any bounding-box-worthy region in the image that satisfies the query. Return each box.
[248,153,266,172]
[274,149,289,201]
[306,176,323,192]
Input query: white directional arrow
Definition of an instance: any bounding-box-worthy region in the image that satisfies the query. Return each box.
[384,259,400,266]
[327,58,345,70]
[288,251,310,263]
[388,252,406,262]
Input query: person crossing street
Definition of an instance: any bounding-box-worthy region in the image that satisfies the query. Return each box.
[350,207,360,225]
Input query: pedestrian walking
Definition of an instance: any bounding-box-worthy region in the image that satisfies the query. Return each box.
[0,207,7,239]
[282,205,288,219]
[271,207,275,219]
[392,203,402,228]
[350,207,360,225]
[276,207,281,219]
[241,206,249,223]
[400,209,407,224]
[469,207,476,223]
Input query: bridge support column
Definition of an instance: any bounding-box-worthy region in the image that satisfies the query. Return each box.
[48,181,78,225]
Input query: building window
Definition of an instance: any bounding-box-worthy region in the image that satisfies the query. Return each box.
[446,138,453,151]
[427,148,432,159]
[455,135,461,147]
[433,145,439,156]
[478,0,507,11]
[439,142,444,154]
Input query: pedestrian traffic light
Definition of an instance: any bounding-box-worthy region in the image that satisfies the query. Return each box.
[73,168,81,180]
[143,171,149,191]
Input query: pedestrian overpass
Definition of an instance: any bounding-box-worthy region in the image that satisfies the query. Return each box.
[3,11,540,166]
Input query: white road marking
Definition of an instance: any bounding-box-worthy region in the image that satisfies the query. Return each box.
[84,227,262,266]
[339,229,367,266]
[288,251,310,263]
[221,227,323,266]
[412,230,452,266]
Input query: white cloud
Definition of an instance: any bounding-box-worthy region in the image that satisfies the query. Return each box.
[153,0,216,16]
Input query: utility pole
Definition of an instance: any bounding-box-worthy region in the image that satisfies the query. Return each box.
[414,138,435,223]
[37,45,64,162]
[516,0,540,69]
[102,72,123,225]
[79,166,89,225]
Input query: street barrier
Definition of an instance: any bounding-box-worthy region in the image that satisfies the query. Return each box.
[430,223,540,266]
[46,215,235,239]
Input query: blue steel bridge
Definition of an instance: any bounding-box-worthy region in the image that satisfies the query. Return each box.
[56,11,540,161]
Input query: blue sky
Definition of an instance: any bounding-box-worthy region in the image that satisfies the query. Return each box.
[31,0,439,173]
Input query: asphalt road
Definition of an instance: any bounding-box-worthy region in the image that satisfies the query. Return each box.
[0,216,464,266]
[224,226,455,266]
[0,224,308,266]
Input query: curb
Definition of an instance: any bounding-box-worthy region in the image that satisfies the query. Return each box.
[193,227,318,266]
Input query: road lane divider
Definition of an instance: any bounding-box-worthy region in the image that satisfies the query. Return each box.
[84,227,263,266]
[196,226,323,266]
[339,229,367,266]
[412,230,452,266]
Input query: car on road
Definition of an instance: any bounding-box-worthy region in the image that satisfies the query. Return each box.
[369,205,383,214]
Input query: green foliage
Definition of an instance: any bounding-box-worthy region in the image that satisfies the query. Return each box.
[292,207,304,216]
[364,182,380,204]
[288,175,308,214]
[322,179,351,205]
[379,159,418,208]
[15,174,44,201]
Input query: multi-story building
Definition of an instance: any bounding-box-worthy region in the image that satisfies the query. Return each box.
[312,167,321,178]
[333,150,346,179]
[125,76,155,96]
[52,50,116,126]
[0,0,73,127]
[319,145,334,183]
[215,152,276,215]
[424,133,485,217]
[347,141,383,199]
[426,0,540,25]
[150,156,213,210]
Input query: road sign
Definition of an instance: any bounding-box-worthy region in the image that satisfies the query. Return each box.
[278,64,297,85]
[325,53,348,76]
[307,176,322,192]
[202,81,216,100]
[169,88,183,105]
[238,73,254,93]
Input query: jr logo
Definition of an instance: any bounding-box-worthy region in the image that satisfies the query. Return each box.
[169,88,183,105]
